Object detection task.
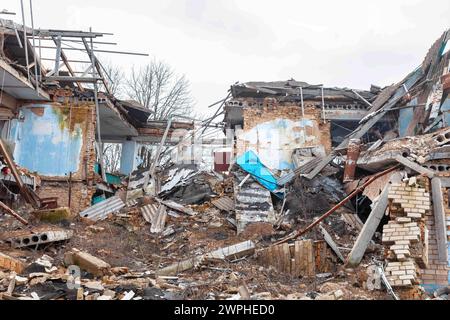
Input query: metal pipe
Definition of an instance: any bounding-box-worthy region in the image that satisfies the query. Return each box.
[30,37,118,45]
[300,87,305,118]
[33,45,148,56]
[351,89,372,108]
[83,31,106,181]
[20,0,30,81]
[321,86,326,123]
[38,28,42,68]
[68,172,72,208]
[13,26,23,48]
[29,0,38,92]
[40,58,92,63]
[274,164,401,245]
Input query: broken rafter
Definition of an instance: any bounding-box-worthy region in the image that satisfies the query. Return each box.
[274,165,401,245]
[0,139,39,208]
[0,200,28,225]
[305,72,424,180]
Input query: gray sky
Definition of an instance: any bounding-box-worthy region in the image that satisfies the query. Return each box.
[3,0,450,117]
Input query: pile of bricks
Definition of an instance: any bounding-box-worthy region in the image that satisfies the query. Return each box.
[382,181,431,287]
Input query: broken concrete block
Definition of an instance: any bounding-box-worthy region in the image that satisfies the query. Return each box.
[206,240,256,261]
[2,226,73,248]
[64,248,111,276]
[0,252,25,274]
[83,281,104,291]
[32,207,71,223]
[157,241,256,276]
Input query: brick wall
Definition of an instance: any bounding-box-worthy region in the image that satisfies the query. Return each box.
[383,181,430,287]
[37,181,96,216]
[382,178,449,291]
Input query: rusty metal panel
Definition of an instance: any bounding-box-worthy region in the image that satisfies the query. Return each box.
[79,196,125,221]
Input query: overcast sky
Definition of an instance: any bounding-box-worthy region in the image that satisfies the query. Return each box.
[3,0,450,117]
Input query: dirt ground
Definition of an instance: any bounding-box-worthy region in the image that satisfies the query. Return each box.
[0,200,395,300]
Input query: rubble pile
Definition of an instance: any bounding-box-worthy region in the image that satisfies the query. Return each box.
[0,14,449,301]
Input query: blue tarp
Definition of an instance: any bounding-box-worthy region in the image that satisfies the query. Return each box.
[236,150,283,198]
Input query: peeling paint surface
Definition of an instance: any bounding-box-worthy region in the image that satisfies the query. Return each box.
[237,118,324,170]
[10,104,87,176]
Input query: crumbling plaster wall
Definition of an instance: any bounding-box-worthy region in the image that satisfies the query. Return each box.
[9,101,97,214]
[236,101,331,171]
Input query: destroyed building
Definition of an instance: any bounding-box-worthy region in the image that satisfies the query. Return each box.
[0,8,449,301]
[221,28,450,297]
[0,18,194,216]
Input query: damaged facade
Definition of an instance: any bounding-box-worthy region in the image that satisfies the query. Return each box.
[0,10,449,301]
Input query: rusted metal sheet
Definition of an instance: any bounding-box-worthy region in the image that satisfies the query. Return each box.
[157,199,195,216]
[343,138,361,182]
[277,156,322,186]
[79,196,125,221]
[211,196,235,212]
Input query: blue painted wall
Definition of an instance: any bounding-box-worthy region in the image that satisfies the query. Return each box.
[10,104,84,177]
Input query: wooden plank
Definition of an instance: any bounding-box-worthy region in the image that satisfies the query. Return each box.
[394,155,435,178]
[306,240,315,276]
[293,241,300,277]
[431,178,449,263]
[319,225,345,262]
[282,243,291,274]
[346,185,390,267]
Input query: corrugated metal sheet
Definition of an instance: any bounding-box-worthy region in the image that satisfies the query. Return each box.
[141,203,159,223]
[211,196,235,212]
[79,196,125,221]
[234,171,276,233]
[126,199,138,207]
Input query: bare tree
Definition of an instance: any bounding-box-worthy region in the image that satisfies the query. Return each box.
[126,60,194,120]
[103,143,122,174]
[101,62,124,97]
